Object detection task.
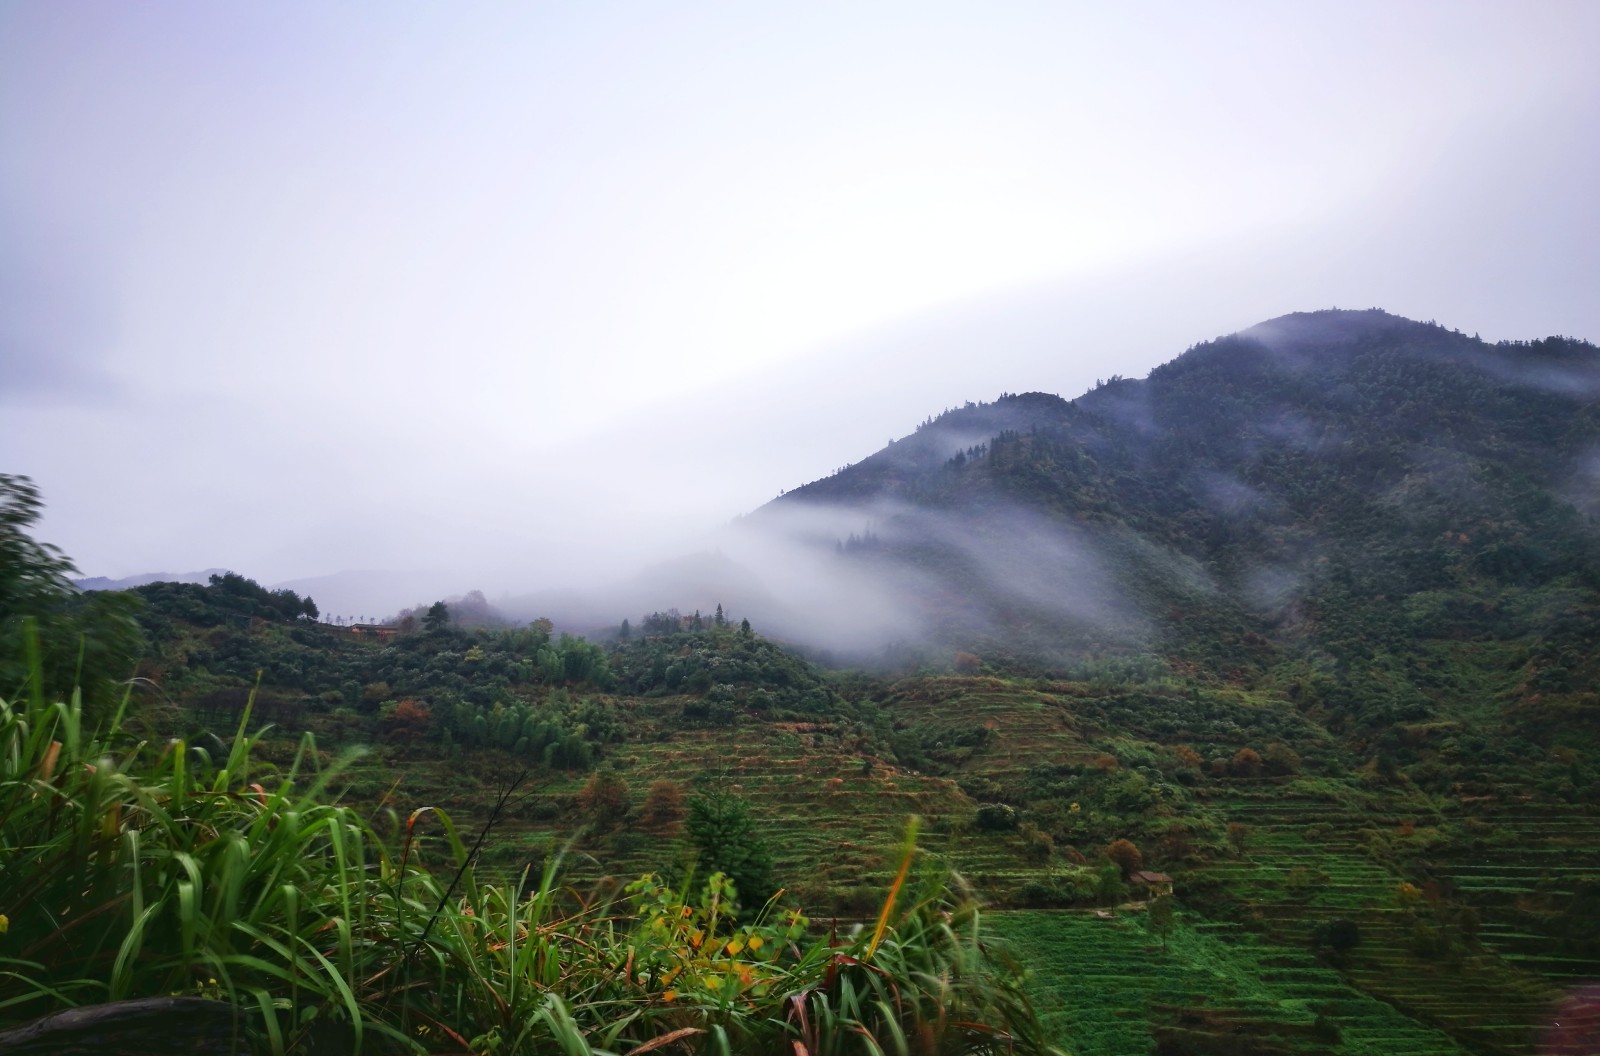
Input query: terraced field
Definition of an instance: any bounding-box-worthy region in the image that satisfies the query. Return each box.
[364,683,1102,904]
[1190,785,1575,1055]
[355,698,977,904]
[316,676,1598,1055]
[596,712,973,896]
[864,675,1600,1056]
[991,909,1470,1055]
[1441,806,1600,979]
[881,676,1097,774]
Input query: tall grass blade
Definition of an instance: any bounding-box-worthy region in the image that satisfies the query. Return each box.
[867,817,920,961]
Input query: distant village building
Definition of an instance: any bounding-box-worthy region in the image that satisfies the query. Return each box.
[1131,870,1174,898]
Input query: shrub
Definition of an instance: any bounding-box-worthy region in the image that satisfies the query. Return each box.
[1018,821,1054,862]
[976,802,1019,832]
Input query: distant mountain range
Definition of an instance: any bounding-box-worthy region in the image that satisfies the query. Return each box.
[74,569,228,592]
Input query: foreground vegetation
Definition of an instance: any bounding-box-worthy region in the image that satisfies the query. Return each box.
[0,663,1055,1054]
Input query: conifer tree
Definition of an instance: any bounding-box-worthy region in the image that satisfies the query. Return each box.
[686,781,775,906]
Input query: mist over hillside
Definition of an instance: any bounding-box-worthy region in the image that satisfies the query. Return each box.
[90,308,1600,680]
[687,309,1600,672]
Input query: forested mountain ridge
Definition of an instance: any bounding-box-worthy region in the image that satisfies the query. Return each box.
[781,309,1600,512]
[756,311,1600,690]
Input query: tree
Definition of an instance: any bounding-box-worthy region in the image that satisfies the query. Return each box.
[422,601,451,632]
[1262,742,1301,776]
[1146,894,1175,948]
[618,618,631,641]
[686,781,775,907]
[379,699,433,744]
[1312,918,1361,965]
[1106,838,1143,878]
[1094,862,1124,905]
[557,634,613,687]
[1231,747,1264,778]
[578,771,631,829]
[1,475,142,709]
[713,604,726,628]
[638,779,686,834]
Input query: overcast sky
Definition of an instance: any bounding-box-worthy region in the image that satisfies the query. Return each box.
[4,2,1599,599]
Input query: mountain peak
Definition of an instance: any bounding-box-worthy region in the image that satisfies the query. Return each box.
[1237,307,1434,353]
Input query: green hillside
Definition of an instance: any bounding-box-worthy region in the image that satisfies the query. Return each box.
[93,582,1598,1055]
[7,310,1600,1053]
[767,309,1600,678]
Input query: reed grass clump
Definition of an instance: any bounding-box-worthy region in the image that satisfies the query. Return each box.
[0,672,1057,1054]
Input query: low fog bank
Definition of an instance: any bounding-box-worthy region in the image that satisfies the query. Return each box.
[479,494,1165,668]
[257,459,1314,674]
